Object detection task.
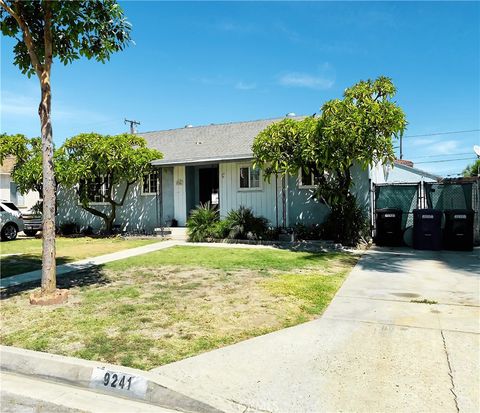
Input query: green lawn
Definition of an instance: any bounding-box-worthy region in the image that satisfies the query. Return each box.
[0,237,158,278]
[0,246,359,370]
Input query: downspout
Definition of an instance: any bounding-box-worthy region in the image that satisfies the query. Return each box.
[158,168,164,235]
[275,173,279,228]
[281,175,287,228]
[285,172,290,228]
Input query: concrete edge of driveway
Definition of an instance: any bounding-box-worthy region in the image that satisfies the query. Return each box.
[0,345,241,413]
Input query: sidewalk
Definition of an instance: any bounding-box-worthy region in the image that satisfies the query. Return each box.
[0,240,313,290]
[0,240,182,289]
[151,247,480,413]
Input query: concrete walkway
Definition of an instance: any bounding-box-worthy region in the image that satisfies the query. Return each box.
[0,240,329,290]
[0,240,183,289]
[152,247,480,413]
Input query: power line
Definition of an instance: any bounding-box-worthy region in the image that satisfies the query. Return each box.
[403,129,480,139]
[410,152,473,160]
[414,157,476,165]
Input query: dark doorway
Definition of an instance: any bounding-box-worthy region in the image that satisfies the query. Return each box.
[199,167,219,208]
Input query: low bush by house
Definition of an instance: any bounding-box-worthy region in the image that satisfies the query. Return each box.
[186,202,370,246]
[186,204,271,242]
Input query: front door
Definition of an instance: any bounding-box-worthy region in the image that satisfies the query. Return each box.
[199,167,219,208]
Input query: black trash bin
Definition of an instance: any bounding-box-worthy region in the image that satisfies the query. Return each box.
[375,208,403,247]
[413,209,443,250]
[443,209,474,251]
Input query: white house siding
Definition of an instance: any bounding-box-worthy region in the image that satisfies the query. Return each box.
[286,163,371,227]
[218,161,372,227]
[0,173,40,212]
[0,174,10,202]
[351,163,371,209]
[286,174,330,227]
[56,167,174,233]
[219,161,281,225]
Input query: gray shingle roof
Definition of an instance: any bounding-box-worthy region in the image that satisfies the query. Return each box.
[139,116,305,166]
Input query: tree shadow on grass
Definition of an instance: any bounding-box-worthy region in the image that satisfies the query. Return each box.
[0,265,109,299]
[1,254,71,279]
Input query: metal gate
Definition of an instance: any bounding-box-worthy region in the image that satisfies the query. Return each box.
[372,180,479,245]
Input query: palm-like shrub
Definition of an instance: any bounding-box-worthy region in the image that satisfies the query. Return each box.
[211,220,232,239]
[186,202,219,242]
[226,206,268,239]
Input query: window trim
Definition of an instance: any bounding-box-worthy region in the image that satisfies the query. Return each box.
[298,169,317,189]
[238,164,262,192]
[141,172,159,196]
[77,176,111,206]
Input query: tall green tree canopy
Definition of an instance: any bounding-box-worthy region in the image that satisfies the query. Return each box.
[0,0,131,294]
[253,76,407,244]
[0,0,131,77]
[56,133,163,233]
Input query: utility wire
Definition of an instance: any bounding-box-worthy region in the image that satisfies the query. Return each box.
[414,157,476,165]
[410,152,473,159]
[403,129,480,139]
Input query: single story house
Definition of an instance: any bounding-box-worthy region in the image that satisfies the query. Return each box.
[56,116,440,233]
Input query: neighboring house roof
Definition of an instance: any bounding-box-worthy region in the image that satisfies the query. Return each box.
[0,156,16,174]
[139,116,305,166]
[393,160,442,182]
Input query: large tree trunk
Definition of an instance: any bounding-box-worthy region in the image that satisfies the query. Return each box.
[39,72,56,293]
[81,202,116,235]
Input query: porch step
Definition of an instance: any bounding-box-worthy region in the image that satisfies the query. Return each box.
[154,227,188,240]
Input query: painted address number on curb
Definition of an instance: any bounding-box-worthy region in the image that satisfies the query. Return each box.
[90,367,148,398]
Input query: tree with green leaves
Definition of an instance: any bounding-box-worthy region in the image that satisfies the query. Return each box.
[0,134,43,196]
[56,133,162,234]
[253,76,407,244]
[0,1,131,295]
[463,159,480,177]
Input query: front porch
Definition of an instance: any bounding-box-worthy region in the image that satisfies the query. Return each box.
[162,163,220,227]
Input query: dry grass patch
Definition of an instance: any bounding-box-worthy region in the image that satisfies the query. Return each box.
[0,246,359,370]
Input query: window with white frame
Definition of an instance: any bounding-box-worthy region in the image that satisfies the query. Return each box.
[299,169,321,188]
[142,172,158,195]
[80,176,110,203]
[239,165,261,190]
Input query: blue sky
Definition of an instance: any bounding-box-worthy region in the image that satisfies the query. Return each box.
[1,1,479,176]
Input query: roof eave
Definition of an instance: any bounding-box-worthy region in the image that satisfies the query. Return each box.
[394,162,442,181]
[151,154,254,167]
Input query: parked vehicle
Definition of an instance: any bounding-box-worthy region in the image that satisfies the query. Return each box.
[0,200,24,241]
[22,211,43,237]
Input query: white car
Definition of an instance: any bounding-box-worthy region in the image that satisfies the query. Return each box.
[0,201,24,241]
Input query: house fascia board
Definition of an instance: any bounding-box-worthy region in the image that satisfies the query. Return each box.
[151,154,254,167]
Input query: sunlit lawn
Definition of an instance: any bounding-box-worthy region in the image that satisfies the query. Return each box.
[0,246,359,370]
[0,237,158,278]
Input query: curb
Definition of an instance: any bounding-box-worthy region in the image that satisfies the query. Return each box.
[0,346,241,413]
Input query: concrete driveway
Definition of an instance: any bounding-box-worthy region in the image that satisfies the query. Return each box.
[152,247,480,413]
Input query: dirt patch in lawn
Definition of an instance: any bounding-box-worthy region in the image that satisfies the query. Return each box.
[1,251,358,370]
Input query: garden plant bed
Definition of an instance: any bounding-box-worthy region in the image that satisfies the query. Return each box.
[0,236,158,278]
[0,246,359,370]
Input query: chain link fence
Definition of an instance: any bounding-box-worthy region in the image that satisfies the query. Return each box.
[372,179,480,245]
